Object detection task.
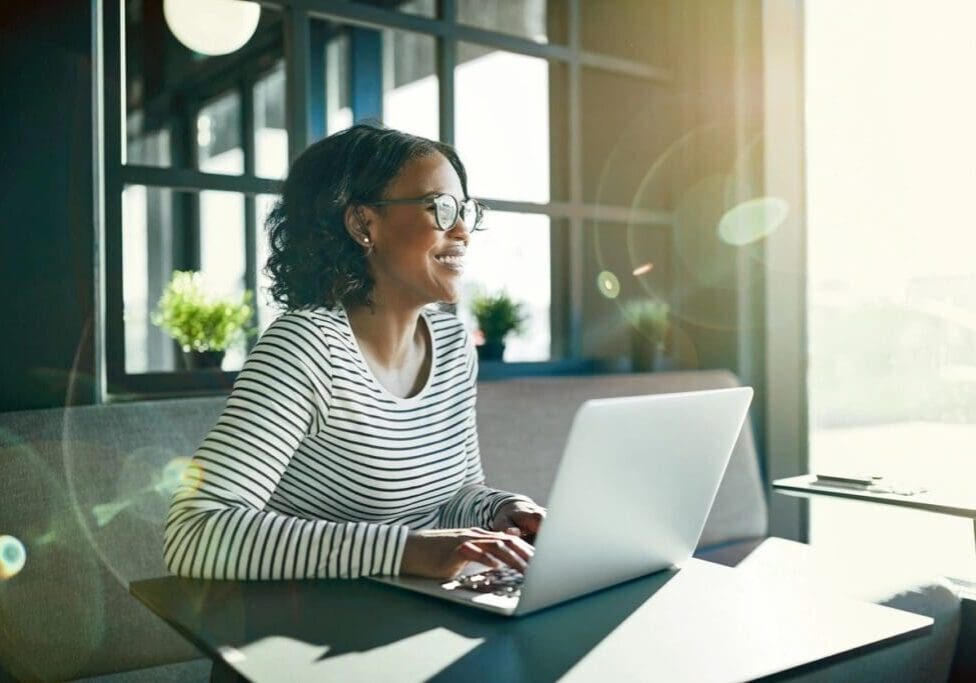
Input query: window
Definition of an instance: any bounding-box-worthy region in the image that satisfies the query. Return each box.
[805,0,976,580]
[107,1,283,391]
[103,1,675,395]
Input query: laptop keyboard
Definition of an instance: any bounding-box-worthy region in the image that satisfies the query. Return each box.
[455,566,525,597]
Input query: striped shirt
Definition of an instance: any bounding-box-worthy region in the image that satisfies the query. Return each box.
[164,306,527,580]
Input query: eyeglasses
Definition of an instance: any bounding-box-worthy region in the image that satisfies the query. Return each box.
[363,193,489,231]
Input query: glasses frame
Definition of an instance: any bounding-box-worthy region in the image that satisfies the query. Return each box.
[363,192,489,231]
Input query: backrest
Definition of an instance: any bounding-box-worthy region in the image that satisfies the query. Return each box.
[0,397,225,681]
[0,370,767,679]
[475,370,768,549]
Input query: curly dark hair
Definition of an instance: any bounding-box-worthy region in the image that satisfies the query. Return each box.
[264,123,469,311]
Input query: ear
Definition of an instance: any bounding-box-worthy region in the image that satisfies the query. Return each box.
[343,205,373,247]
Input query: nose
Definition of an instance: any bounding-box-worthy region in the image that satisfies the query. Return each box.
[447,213,471,243]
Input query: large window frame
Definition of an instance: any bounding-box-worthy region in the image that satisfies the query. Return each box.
[98,0,674,399]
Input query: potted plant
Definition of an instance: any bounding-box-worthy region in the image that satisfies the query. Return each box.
[152,270,255,371]
[470,291,526,362]
[623,296,670,372]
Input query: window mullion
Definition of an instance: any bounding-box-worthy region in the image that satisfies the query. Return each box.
[567,0,583,359]
[437,0,456,144]
[241,75,258,317]
[285,6,312,162]
[103,0,125,392]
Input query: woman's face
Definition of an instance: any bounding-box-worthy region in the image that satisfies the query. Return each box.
[363,152,471,307]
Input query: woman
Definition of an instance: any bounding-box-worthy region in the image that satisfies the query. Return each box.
[164,124,545,581]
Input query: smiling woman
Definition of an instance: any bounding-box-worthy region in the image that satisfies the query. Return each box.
[164,124,546,581]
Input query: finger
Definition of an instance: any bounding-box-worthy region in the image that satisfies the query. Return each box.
[479,539,530,572]
[458,541,501,568]
[505,526,522,537]
[508,535,535,562]
[514,511,544,535]
[467,529,534,556]
[483,530,535,559]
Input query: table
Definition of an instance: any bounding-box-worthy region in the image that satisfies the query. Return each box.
[773,474,976,553]
[130,558,931,682]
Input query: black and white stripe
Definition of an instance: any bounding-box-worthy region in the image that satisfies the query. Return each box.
[164,306,526,579]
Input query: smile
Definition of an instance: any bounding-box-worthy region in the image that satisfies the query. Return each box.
[434,254,465,270]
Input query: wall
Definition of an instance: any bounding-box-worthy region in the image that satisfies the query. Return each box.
[0,1,98,412]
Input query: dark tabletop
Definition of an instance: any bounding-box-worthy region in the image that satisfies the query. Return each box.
[131,558,932,682]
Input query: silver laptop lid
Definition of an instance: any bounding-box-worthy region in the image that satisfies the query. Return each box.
[514,386,753,615]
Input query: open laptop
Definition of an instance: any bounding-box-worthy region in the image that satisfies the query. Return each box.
[371,386,753,617]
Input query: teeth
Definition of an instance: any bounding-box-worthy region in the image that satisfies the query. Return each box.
[436,255,464,266]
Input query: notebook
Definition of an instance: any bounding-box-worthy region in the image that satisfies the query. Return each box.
[370,386,753,617]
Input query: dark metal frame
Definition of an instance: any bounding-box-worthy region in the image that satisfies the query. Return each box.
[97,0,674,400]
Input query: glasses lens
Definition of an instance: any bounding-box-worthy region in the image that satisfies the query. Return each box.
[461,199,484,230]
[434,195,457,230]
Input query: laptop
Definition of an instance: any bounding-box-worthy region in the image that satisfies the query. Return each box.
[370,386,753,617]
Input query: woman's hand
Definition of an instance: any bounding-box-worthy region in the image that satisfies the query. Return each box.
[490,499,547,542]
[400,528,534,579]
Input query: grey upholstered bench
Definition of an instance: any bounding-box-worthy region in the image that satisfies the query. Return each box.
[0,399,223,681]
[0,370,961,681]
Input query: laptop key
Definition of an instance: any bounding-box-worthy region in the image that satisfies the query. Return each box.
[457,567,525,596]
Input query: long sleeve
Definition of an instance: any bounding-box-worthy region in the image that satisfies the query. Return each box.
[436,338,533,530]
[163,315,409,579]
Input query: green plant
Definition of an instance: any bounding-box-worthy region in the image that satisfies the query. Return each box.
[623,296,671,346]
[470,291,526,343]
[152,271,255,352]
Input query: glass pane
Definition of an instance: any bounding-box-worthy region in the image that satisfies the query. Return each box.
[351,0,436,17]
[197,91,243,174]
[582,220,674,366]
[456,43,559,202]
[123,1,283,172]
[457,212,551,361]
[581,0,670,65]
[200,190,247,369]
[127,111,171,166]
[254,61,288,179]
[316,20,438,139]
[122,186,249,374]
[324,30,353,135]
[255,193,279,332]
[806,1,976,580]
[122,184,174,374]
[581,67,672,206]
[457,0,560,44]
[382,29,438,140]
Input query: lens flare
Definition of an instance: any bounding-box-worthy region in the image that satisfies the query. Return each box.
[717,196,789,246]
[91,454,198,528]
[596,271,621,299]
[0,535,26,580]
[178,459,206,493]
[632,262,654,276]
[162,456,193,491]
[92,500,133,528]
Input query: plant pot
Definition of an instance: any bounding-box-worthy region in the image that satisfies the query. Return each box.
[630,334,660,373]
[477,340,506,362]
[181,350,225,371]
